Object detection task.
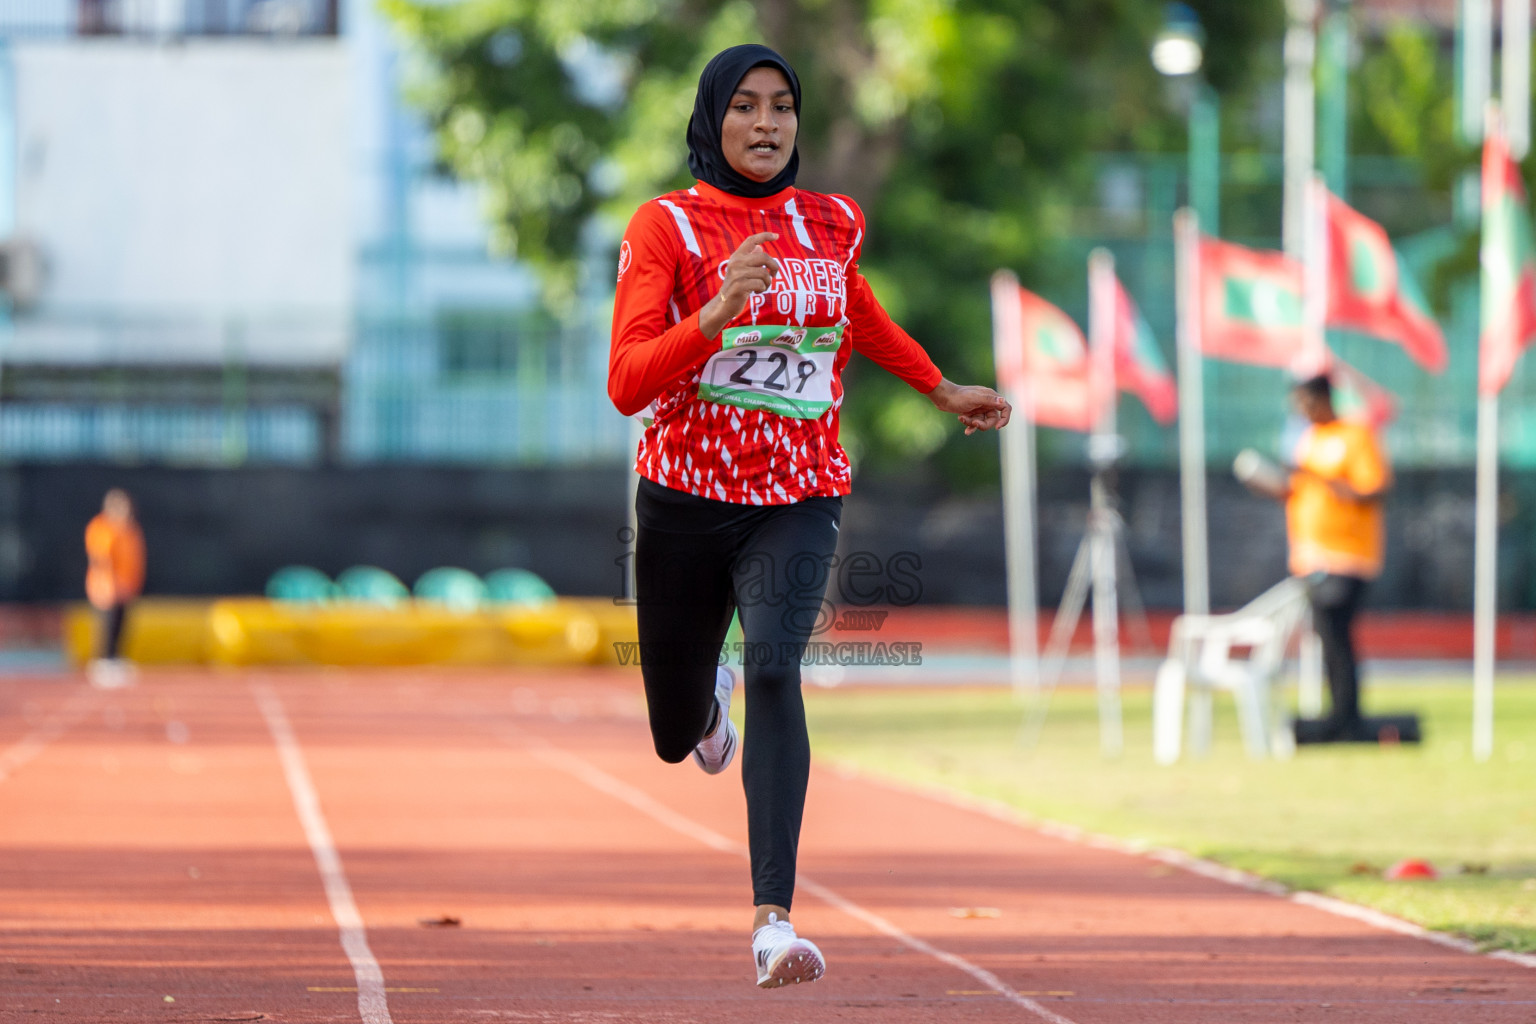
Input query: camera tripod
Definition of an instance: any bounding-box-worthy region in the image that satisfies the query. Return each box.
[1017,455,1152,757]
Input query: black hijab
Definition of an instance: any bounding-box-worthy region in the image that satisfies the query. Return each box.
[686,44,801,198]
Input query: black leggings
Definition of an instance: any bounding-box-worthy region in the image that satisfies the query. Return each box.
[98,602,129,660]
[635,478,841,910]
[1309,574,1368,732]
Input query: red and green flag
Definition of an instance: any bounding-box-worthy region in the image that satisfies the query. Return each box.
[1480,120,1536,395]
[1197,236,1309,368]
[1323,188,1447,372]
[1327,356,1398,429]
[1109,275,1177,424]
[993,280,1102,432]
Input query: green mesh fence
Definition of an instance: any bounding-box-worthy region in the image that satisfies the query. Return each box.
[1045,155,1529,470]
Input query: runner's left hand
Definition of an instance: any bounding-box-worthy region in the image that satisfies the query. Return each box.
[926,379,1011,435]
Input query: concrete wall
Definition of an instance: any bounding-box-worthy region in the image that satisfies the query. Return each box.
[0,463,633,601]
[12,40,352,363]
[2,463,1530,612]
[839,468,1527,613]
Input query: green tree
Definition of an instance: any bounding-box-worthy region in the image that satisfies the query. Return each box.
[382,0,1282,477]
[1348,22,1477,311]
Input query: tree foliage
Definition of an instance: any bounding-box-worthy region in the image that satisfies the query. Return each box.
[1353,23,1459,174]
[382,0,1282,476]
[1348,22,1485,312]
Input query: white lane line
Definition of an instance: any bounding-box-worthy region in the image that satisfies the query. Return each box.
[534,744,740,855]
[795,876,1077,1024]
[526,741,1078,1024]
[835,765,1536,972]
[252,683,393,1024]
[0,689,98,784]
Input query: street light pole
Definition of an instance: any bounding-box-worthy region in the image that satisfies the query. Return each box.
[1153,5,1214,617]
[1152,5,1217,234]
[1189,82,1220,236]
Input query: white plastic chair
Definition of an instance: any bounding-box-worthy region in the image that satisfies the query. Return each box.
[1153,577,1316,763]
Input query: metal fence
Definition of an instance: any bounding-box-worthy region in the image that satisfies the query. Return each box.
[0,403,318,462]
[344,314,631,465]
[0,310,632,466]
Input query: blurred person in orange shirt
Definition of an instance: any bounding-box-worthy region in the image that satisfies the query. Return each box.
[1244,374,1391,741]
[85,489,145,678]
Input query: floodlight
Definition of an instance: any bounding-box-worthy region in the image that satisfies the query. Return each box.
[1151,3,1205,77]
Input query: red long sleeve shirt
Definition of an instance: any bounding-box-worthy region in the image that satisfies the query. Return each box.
[609,179,942,505]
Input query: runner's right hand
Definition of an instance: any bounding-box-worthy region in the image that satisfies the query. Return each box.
[701,233,779,338]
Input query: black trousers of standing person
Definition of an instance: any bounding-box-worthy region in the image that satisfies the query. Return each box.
[634,477,841,911]
[1307,574,1369,738]
[97,602,130,660]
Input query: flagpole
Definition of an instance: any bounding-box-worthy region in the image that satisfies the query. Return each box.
[1088,248,1123,757]
[1503,0,1531,159]
[1473,390,1498,761]
[1463,0,1494,145]
[1473,100,1503,762]
[1175,209,1210,617]
[1283,0,1316,257]
[992,271,1039,698]
[1303,173,1330,374]
[1295,172,1329,717]
[1472,100,1507,762]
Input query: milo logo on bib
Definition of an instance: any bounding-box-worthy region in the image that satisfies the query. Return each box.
[699,324,843,419]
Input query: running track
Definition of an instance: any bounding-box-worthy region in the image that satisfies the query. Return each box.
[3,668,1534,1023]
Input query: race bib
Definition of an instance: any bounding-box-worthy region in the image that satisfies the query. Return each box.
[698,324,842,419]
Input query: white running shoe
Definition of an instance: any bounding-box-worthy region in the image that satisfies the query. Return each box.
[87,658,137,690]
[752,913,826,988]
[690,666,738,775]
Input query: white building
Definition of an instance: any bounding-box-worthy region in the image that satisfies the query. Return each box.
[0,0,621,464]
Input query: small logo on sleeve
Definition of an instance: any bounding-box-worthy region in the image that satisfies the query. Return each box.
[617,240,633,283]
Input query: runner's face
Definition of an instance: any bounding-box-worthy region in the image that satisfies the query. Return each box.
[721,67,796,183]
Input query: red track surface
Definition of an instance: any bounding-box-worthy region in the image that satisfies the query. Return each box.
[3,667,1535,1023]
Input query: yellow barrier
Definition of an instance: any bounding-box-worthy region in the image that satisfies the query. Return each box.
[208,598,602,667]
[64,596,638,668]
[64,599,215,666]
[562,597,640,666]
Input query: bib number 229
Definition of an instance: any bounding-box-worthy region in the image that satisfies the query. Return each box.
[727,348,818,394]
[698,324,841,420]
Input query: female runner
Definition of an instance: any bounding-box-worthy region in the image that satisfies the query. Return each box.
[608,43,1010,988]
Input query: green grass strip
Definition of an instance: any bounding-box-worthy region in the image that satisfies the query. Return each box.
[803,677,1536,953]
